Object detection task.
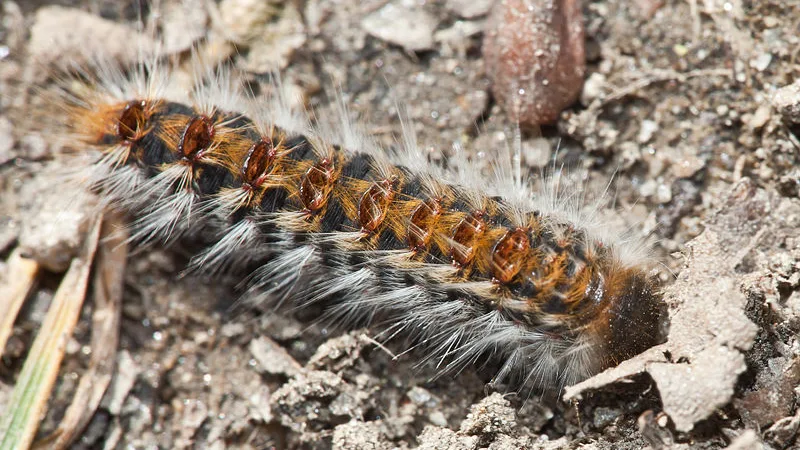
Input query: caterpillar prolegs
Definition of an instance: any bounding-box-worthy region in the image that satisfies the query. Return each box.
[62,52,662,392]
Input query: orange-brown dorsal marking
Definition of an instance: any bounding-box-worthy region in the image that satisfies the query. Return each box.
[178,115,214,161]
[300,158,335,213]
[491,227,530,284]
[408,198,443,251]
[450,211,487,268]
[241,137,276,189]
[116,100,147,142]
[358,177,397,233]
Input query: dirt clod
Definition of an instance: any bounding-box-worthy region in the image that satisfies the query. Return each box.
[483,0,585,126]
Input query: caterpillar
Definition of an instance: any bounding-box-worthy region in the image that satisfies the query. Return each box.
[55,41,662,393]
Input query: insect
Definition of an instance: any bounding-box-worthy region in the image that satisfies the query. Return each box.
[51,41,664,394]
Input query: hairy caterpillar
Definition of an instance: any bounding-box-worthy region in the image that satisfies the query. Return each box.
[56,43,662,393]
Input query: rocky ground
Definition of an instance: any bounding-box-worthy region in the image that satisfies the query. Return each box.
[1,0,799,448]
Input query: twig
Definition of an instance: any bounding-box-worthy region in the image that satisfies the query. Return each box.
[34,212,128,450]
[0,249,39,354]
[0,214,102,450]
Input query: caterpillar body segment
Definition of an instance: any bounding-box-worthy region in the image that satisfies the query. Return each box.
[62,57,662,392]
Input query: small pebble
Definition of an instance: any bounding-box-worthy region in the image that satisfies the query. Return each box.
[28,6,155,76]
[580,72,607,106]
[772,80,800,125]
[433,20,484,45]
[19,133,50,160]
[638,120,659,143]
[160,0,207,53]
[407,387,438,408]
[428,411,448,427]
[656,183,673,204]
[521,137,553,168]
[232,2,307,72]
[747,105,771,130]
[249,336,302,377]
[18,173,96,272]
[458,393,516,436]
[672,154,705,178]
[219,0,276,43]
[446,0,493,19]
[361,2,439,52]
[640,179,657,197]
[593,406,621,428]
[750,53,772,72]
